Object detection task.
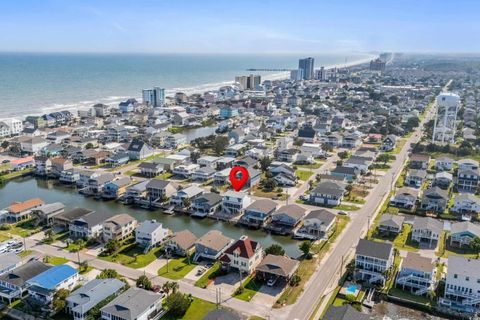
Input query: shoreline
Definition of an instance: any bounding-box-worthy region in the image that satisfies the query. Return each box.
[1,53,377,120]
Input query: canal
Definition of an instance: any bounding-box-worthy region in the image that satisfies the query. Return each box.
[0,177,302,257]
[183,126,217,142]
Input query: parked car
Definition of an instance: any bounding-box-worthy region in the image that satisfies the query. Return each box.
[267,278,277,287]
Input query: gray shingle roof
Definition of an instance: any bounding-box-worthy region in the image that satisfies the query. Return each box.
[0,261,50,288]
[356,239,393,261]
[323,305,370,320]
[66,278,125,315]
[101,288,162,320]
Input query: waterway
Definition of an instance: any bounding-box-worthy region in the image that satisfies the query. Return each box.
[0,177,302,257]
[183,126,217,142]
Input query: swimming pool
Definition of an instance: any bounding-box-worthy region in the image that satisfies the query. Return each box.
[346,284,359,295]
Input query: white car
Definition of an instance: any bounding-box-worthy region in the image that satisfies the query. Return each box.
[267,278,277,287]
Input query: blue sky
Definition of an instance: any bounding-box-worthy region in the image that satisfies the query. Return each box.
[1,0,479,53]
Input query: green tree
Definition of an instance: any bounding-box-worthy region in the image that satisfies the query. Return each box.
[259,156,272,172]
[97,269,119,279]
[262,178,278,192]
[0,141,9,149]
[182,198,191,208]
[321,143,333,152]
[299,241,312,259]
[85,143,94,149]
[471,237,480,258]
[265,244,285,256]
[44,229,54,242]
[136,275,153,290]
[104,239,120,255]
[376,153,391,165]
[213,136,229,156]
[162,281,180,296]
[165,291,192,318]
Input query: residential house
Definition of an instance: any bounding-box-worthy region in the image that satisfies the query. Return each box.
[85,172,115,195]
[31,202,65,226]
[105,152,130,167]
[409,154,431,170]
[240,199,278,228]
[135,220,170,249]
[172,163,199,178]
[213,168,231,185]
[0,254,22,277]
[420,187,449,213]
[450,222,480,248]
[434,171,453,189]
[224,144,246,157]
[102,176,131,199]
[440,256,480,314]
[395,252,436,296]
[4,198,44,223]
[66,278,125,320]
[295,209,336,240]
[354,239,394,285]
[457,167,480,192]
[255,254,299,284]
[436,157,454,171]
[389,187,419,209]
[69,211,111,240]
[322,305,370,320]
[0,260,51,303]
[458,159,479,171]
[269,204,306,234]
[381,135,397,152]
[27,264,79,305]
[277,149,300,163]
[164,229,197,257]
[197,156,220,168]
[138,162,163,177]
[34,156,52,176]
[100,288,163,320]
[145,179,178,201]
[192,166,216,182]
[309,181,346,206]
[102,214,138,242]
[194,230,233,262]
[451,193,480,218]
[52,207,94,229]
[170,185,204,207]
[127,139,154,160]
[164,134,187,149]
[191,193,223,217]
[222,191,252,216]
[411,217,443,246]
[330,166,359,182]
[405,169,427,188]
[219,235,263,274]
[378,214,405,235]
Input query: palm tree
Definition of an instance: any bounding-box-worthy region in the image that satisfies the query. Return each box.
[471,237,480,258]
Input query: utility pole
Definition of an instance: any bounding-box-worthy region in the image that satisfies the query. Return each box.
[77,250,81,265]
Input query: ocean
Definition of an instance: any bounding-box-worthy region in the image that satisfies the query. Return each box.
[0,52,374,119]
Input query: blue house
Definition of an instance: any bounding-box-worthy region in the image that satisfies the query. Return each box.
[242,199,277,227]
[27,264,79,304]
[220,106,239,119]
[106,152,130,167]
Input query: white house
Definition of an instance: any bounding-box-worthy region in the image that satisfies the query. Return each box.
[135,220,170,249]
[440,256,480,314]
[222,191,252,215]
[219,235,264,274]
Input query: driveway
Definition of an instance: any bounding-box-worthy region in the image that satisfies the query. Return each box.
[139,258,166,274]
[251,283,285,306]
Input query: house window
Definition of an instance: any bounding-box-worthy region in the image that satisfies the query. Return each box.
[466,276,470,281]
[454,274,458,279]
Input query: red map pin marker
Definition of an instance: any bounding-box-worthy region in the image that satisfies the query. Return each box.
[229,166,249,191]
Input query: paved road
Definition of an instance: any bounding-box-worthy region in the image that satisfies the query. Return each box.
[273,107,435,320]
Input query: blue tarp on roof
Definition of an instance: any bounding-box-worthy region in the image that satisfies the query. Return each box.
[27,264,78,290]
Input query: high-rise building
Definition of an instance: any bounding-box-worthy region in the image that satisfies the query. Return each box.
[315,66,327,81]
[298,57,315,80]
[369,58,386,72]
[290,69,304,81]
[142,87,165,107]
[234,74,261,90]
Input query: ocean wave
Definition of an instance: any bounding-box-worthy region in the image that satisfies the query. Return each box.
[2,55,374,120]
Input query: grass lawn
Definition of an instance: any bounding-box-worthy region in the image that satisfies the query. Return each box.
[158,257,196,280]
[161,297,216,320]
[157,172,174,180]
[333,204,361,211]
[18,250,32,258]
[252,187,287,200]
[79,266,94,274]
[296,162,323,169]
[232,275,262,302]
[0,218,42,238]
[66,242,85,252]
[388,287,432,305]
[100,243,163,269]
[0,167,34,181]
[441,238,478,258]
[46,256,69,265]
[295,170,313,181]
[195,262,220,288]
[393,225,419,252]
[0,234,11,242]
